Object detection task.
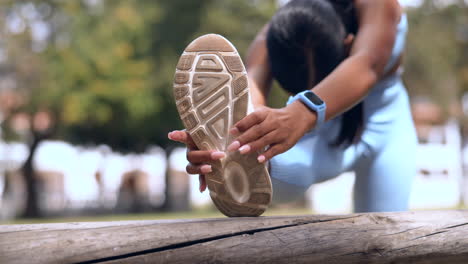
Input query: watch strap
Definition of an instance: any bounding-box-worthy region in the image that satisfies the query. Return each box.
[288,91,326,130]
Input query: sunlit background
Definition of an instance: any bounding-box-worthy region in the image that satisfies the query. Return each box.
[0,0,468,223]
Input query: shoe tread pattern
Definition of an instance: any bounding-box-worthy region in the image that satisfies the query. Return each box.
[173,34,272,217]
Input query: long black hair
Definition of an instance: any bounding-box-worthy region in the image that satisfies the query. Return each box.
[267,0,362,147]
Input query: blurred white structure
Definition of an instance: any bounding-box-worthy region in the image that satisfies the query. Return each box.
[99,146,167,209]
[0,141,28,217]
[0,137,168,216]
[33,140,101,210]
[409,119,463,209]
[141,146,167,207]
[0,142,29,172]
[168,147,211,208]
[99,151,131,208]
[32,141,169,211]
[461,142,468,206]
[307,172,355,214]
[71,147,104,208]
[307,119,463,213]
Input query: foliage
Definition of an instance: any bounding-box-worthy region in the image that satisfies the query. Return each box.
[2,0,468,150]
[3,0,276,152]
[404,1,468,112]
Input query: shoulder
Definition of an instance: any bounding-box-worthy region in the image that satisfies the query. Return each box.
[354,0,400,8]
[354,0,401,18]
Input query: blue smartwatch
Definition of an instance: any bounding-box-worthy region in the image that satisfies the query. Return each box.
[288,90,327,129]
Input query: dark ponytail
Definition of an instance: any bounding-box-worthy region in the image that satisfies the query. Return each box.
[267,0,347,94]
[267,0,363,147]
[329,0,358,34]
[328,0,363,147]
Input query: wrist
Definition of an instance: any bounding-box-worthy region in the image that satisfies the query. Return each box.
[252,103,265,109]
[288,100,317,131]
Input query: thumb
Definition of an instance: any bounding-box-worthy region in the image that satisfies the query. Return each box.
[199,174,207,192]
[168,130,198,150]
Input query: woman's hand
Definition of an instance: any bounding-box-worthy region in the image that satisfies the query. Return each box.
[227,100,317,162]
[168,130,226,192]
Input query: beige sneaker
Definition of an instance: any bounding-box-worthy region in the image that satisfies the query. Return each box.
[173,34,272,217]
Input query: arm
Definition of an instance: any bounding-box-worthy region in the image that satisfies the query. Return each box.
[313,0,401,121]
[229,0,402,162]
[245,24,273,108]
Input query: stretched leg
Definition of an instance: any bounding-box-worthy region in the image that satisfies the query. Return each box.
[269,131,319,203]
[269,118,359,203]
[270,77,417,207]
[353,82,417,212]
[353,134,416,212]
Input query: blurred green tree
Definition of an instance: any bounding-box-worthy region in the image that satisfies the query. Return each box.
[39,0,277,152]
[404,0,468,117]
[0,0,276,217]
[6,0,467,218]
[0,1,53,218]
[42,0,169,151]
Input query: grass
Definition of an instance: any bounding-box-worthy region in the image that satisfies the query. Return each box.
[0,207,314,225]
[3,206,466,225]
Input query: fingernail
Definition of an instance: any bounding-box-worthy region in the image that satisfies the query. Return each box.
[257,155,266,163]
[230,127,240,136]
[227,141,241,152]
[239,145,251,154]
[211,151,226,160]
[168,131,179,140]
[167,132,173,139]
[200,165,212,174]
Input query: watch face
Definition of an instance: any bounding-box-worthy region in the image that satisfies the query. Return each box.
[304,91,324,105]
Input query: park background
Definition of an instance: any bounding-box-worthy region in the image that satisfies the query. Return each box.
[0,0,468,223]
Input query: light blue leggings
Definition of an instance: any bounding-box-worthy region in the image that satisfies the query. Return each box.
[269,75,417,212]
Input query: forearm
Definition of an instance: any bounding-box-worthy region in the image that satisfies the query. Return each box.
[248,76,269,107]
[245,24,273,108]
[311,0,400,121]
[312,53,378,121]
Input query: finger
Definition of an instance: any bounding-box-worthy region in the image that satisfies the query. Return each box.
[168,130,186,142]
[199,175,207,192]
[187,150,226,164]
[186,164,212,175]
[258,144,285,163]
[168,130,197,150]
[231,110,267,134]
[235,123,275,151]
[241,130,279,154]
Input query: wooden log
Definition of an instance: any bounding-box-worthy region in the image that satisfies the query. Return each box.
[1,210,468,264]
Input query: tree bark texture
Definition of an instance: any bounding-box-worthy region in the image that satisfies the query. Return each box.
[1,210,468,264]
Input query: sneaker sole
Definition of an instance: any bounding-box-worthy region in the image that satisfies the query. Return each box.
[173,34,272,217]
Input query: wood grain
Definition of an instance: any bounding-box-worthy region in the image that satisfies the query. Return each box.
[1,211,468,264]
